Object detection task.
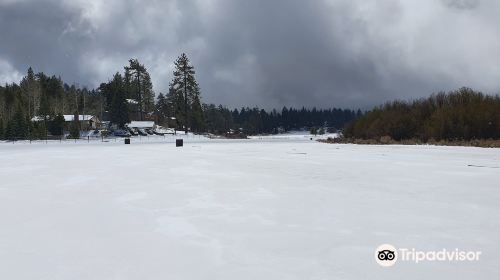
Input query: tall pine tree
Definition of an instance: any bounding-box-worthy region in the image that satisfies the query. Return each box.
[167,53,203,133]
[6,107,29,140]
[124,59,154,120]
[155,92,170,126]
[99,73,130,128]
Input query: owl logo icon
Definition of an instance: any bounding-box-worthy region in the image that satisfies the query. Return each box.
[378,250,395,261]
[375,244,398,267]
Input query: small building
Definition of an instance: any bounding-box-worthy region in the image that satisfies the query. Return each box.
[63,115,101,130]
[61,115,101,130]
[31,115,102,130]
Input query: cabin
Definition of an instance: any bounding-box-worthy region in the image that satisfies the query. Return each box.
[63,115,101,130]
[31,115,102,130]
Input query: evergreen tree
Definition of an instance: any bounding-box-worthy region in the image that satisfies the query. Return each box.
[5,119,14,140]
[32,121,47,140]
[310,127,318,135]
[111,91,130,128]
[112,73,129,128]
[69,112,80,139]
[167,53,202,133]
[155,92,169,125]
[38,91,52,121]
[26,118,34,140]
[48,114,65,136]
[99,73,130,128]
[189,82,204,132]
[6,108,29,140]
[0,118,4,140]
[20,67,40,118]
[124,59,154,120]
[142,72,155,114]
[166,83,184,129]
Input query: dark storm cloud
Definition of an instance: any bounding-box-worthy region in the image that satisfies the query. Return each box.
[442,0,480,10]
[0,0,89,84]
[0,0,499,109]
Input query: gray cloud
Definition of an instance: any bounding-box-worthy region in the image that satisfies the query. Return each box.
[442,0,480,10]
[0,0,499,109]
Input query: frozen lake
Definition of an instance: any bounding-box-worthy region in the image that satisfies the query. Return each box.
[0,137,499,279]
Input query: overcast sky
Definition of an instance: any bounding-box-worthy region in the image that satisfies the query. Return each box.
[0,0,499,109]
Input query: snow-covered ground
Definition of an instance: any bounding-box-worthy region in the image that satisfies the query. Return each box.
[248,130,338,141]
[0,137,499,279]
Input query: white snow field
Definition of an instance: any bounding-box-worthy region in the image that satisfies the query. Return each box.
[0,137,499,280]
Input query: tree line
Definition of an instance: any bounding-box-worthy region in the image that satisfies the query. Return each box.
[200,105,360,135]
[0,67,103,140]
[344,87,500,141]
[0,53,359,140]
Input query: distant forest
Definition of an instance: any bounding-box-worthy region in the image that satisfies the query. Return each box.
[0,53,360,140]
[344,88,500,141]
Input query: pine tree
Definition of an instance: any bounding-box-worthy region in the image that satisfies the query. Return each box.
[0,118,4,140]
[111,73,129,128]
[310,127,318,135]
[99,73,130,128]
[38,91,52,121]
[142,72,155,114]
[167,53,203,133]
[124,59,154,120]
[111,91,130,128]
[32,121,47,140]
[20,67,41,118]
[155,92,169,125]
[69,112,80,139]
[7,108,29,140]
[166,82,184,129]
[27,118,33,140]
[189,82,204,132]
[48,114,65,136]
[5,119,13,140]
